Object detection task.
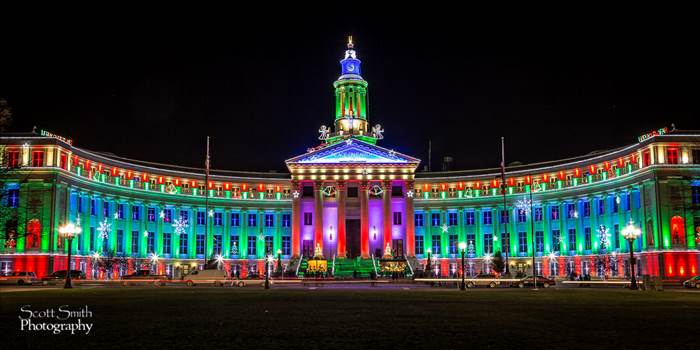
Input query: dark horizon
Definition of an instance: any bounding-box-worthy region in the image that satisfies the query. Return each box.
[2,15,698,173]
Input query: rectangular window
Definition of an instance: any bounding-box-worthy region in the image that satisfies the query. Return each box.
[431,235,441,254]
[163,233,171,255]
[643,150,651,167]
[535,231,544,253]
[231,213,240,227]
[347,187,358,198]
[31,150,44,167]
[448,212,457,226]
[265,213,274,227]
[414,213,424,227]
[667,148,679,164]
[179,233,188,255]
[248,236,257,255]
[565,203,576,219]
[583,201,590,217]
[103,201,110,218]
[7,189,19,208]
[584,227,592,250]
[692,186,700,205]
[534,207,543,222]
[568,228,577,251]
[282,236,291,255]
[465,211,475,225]
[499,210,509,224]
[597,198,605,215]
[147,207,155,222]
[431,213,441,226]
[614,224,620,249]
[196,234,205,255]
[466,233,476,254]
[180,210,188,222]
[77,196,83,213]
[264,236,273,254]
[517,209,526,223]
[213,234,222,255]
[483,210,493,225]
[132,206,141,221]
[518,231,528,254]
[551,206,559,220]
[131,231,139,253]
[7,150,20,167]
[230,235,239,255]
[393,212,402,225]
[214,212,223,226]
[197,211,206,225]
[116,230,124,254]
[304,212,312,226]
[147,232,155,253]
[391,185,403,197]
[693,149,700,164]
[448,234,457,254]
[484,233,493,254]
[552,230,560,252]
[117,204,124,219]
[501,232,510,254]
[282,214,291,227]
[415,235,424,255]
[248,213,257,227]
[613,196,619,213]
[162,209,171,223]
[91,199,97,216]
[90,228,95,252]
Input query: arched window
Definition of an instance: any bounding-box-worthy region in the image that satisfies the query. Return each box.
[670,216,685,245]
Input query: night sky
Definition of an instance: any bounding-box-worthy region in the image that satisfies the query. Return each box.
[2,14,698,173]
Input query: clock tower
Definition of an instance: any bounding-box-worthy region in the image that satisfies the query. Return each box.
[330,36,373,143]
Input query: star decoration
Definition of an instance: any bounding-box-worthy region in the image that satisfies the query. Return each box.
[159,210,165,219]
[440,223,449,233]
[143,230,149,237]
[114,212,119,219]
[406,190,414,198]
[208,209,214,217]
[389,149,396,156]
[292,190,300,199]
[345,139,352,145]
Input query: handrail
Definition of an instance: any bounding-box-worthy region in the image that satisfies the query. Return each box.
[295,256,302,277]
[405,256,414,276]
[331,254,336,276]
[370,254,378,276]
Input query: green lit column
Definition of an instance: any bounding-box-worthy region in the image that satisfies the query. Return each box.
[275,209,282,255]
[223,211,231,258]
[241,209,248,259]
[475,207,483,257]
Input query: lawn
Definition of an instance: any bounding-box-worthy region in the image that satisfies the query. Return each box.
[2,287,699,349]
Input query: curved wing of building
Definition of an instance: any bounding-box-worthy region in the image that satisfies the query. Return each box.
[1,38,698,280]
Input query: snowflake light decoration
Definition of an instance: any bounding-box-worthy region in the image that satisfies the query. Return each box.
[97,218,112,239]
[515,197,532,215]
[172,217,189,235]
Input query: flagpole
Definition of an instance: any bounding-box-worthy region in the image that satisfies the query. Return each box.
[204,136,210,268]
[501,137,509,275]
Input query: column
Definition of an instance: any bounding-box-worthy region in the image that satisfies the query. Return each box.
[405,181,415,257]
[360,181,370,258]
[313,180,324,254]
[291,181,301,257]
[382,180,392,255]
[337,181,347,258]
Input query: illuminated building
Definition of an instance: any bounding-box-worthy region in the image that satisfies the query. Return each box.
[1,38,699,280]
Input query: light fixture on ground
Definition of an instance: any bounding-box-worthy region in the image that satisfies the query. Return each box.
[622,221,641,289]
[58,222,82,289]
[458,241,467,290]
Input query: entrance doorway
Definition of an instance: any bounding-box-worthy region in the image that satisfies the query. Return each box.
[346,219,361,258]
[302,240,314,258]
[392,239,404,258]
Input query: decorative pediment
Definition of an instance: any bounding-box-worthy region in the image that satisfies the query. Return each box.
[286,139,419,166]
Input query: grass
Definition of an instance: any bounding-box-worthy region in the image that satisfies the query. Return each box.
[2,287,699,349]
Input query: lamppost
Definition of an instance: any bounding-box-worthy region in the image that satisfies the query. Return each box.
[458,242,467,290]
[264,254,274,289]
[58,222,82,289]
[622,221,641,289]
